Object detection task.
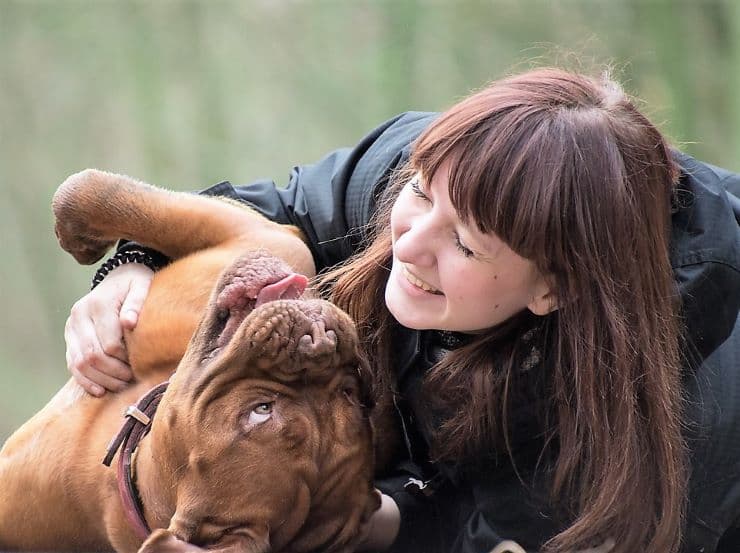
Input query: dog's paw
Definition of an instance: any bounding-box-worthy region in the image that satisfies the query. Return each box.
[52,169,119,264]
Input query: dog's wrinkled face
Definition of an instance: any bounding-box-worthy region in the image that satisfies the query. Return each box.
[152,251,378,553]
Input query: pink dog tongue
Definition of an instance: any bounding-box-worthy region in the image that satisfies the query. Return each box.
[255,273,308,307]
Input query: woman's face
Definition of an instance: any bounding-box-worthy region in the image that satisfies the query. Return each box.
[386,164,553,333]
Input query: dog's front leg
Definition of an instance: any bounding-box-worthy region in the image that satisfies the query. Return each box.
[52,169,314,277]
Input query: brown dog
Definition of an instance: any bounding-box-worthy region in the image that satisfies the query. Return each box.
[0,170,380,553]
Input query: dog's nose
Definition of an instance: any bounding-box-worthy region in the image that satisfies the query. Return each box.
[233,298,358,382]
[297,321,338,358]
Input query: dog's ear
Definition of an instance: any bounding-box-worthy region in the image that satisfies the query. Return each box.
[138,529,204,553]
[138,528,270,553]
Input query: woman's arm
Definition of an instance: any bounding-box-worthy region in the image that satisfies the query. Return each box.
[357,492,401,551]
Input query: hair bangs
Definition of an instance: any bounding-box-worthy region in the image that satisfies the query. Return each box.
[411,99,564,267]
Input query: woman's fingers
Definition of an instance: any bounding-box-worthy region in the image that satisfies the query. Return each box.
[64,263,155,394]
[90,299,128,364]
[74,357,132,393]
[65,309,133,394]
[120,263,155,330]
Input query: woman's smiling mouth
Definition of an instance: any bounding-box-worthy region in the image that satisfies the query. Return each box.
[402,265,443,295]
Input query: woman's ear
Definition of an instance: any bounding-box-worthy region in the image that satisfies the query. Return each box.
[527,275,558,316]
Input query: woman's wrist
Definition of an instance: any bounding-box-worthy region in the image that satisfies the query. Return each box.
[91,245,168,289]
[357,492,400,551]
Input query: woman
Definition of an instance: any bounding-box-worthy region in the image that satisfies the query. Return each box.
[64,69,740,553]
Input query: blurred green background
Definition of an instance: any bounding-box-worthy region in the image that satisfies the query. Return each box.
[1,0,738,442]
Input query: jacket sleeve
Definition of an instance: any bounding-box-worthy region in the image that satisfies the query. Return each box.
[451,468,560,553]
[378,458,563,553]
[375,468,444,552]
[199,112,436,272]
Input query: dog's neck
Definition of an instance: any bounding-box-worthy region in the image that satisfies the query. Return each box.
[133,417,179,534]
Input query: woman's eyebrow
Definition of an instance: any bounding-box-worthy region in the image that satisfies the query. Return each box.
[459,226,505,259]
[411,172,427,190]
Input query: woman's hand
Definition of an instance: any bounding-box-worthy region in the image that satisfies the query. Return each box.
[357,492,400,551]
[64,263,154,396]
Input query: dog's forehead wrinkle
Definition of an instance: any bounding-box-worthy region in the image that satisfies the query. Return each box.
[188,450,209,474]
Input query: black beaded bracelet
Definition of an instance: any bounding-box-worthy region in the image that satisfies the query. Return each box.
[90,248,167,290]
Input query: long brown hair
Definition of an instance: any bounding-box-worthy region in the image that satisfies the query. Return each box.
[321,68,686,553]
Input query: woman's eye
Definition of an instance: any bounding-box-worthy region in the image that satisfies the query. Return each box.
[455,235,475,258]
[409,175,430,202]
[247,402,274,425]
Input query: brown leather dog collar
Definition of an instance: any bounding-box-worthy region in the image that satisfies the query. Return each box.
[103,381,169,542]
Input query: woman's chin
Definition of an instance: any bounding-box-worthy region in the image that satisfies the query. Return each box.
[385,280,435,330]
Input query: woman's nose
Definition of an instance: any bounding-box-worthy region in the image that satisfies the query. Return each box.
[394,216,438,267]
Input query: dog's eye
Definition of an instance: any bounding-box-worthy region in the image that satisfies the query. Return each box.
[247,402,274,425]
[254,402,273,415]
